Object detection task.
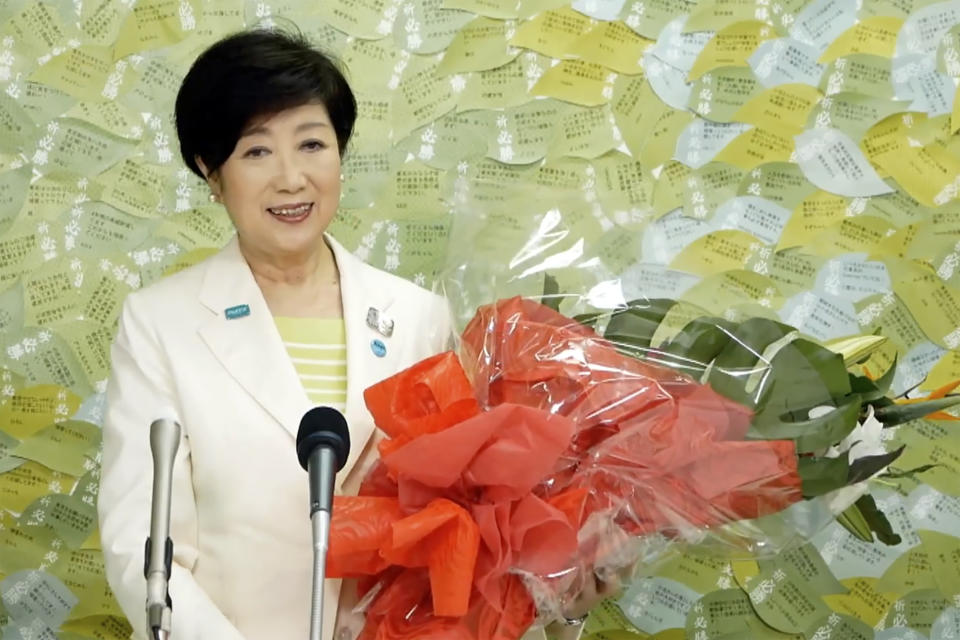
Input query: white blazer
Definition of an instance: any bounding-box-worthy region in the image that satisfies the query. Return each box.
[98,234,451,640]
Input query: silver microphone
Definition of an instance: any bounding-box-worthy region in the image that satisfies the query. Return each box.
[145,418,180,640]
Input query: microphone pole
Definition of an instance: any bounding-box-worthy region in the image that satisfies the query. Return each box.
[296,407,351,640]
[145,418,180,640]
[310,447,335,640]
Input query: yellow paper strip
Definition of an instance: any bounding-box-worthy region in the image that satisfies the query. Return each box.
[689,21,779,81]
[530,59,616,106]
[509,7,593,59]
[819,16,903,62]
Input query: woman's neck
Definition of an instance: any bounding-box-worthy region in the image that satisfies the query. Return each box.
[241,240,342,318]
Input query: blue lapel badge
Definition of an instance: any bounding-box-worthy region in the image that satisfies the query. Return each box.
[224,304,250,320]
[371,339,387,358]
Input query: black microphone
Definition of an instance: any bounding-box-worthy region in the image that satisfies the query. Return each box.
[296,406,351,515]
[296,407,351,640]
[144,418,180,640]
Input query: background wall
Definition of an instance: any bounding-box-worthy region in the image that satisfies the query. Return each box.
[2,0,960,638]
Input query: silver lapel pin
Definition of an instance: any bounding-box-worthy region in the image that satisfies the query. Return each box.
[366,307,394,337]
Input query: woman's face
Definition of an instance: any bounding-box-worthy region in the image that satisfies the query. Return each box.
[204,102,342,263]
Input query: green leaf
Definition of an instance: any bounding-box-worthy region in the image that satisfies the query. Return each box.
[835,502,876,543]
[541,274,561,312]
[849,356,896,404]
[663,317,735,360]
[573,310,605,328]
[868,395,895,410]
[798,453,849,498]
[653,317,736,378]
[872,355,897,395]
[874,395,960,427]
[751,396,861,453]
[847,446,905,485]
[707,317,795,406]
[881,463,940,479]
[757,339,852,418]
[853,493,901,546]
[603,298,677,353]
[849,373,880,403]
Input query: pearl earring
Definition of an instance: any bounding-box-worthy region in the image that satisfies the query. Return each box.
[209,193,218,203]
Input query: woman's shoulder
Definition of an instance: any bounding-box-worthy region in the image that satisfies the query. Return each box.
[126,255,208,305]
[119,244,226,323]
[361,265,451,352]
[363,262,441,300]
[340,252,450,345]
[356,260,447,320]
[330,236,445,308]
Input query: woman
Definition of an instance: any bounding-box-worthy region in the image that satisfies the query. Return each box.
[97,29,450,640]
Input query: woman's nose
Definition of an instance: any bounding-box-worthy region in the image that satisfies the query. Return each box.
[273,152,307,191]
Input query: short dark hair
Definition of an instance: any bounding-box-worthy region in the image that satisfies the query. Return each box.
[175,28,357,178]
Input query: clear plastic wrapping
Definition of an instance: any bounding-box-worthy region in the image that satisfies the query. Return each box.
[325,185,912,640]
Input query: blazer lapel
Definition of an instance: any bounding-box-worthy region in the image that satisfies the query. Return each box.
[328,235,396,483]
[195,235,399,476]
[197,238,310,441]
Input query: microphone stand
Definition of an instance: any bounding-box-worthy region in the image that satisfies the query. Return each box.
[310,506,331,640]
[145,419,180,640]
[144,537,173,640]
[309,447,336,640]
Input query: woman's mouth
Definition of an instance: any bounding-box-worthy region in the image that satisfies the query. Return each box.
[267,202,313,222]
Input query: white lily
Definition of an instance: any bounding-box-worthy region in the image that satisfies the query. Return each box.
[809,405,888,514]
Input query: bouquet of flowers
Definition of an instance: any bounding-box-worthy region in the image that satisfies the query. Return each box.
[325,290,957,640]
[325,183,957,640]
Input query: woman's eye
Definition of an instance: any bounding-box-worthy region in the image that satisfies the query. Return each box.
[244,147,269,158]
[301,140,327,151]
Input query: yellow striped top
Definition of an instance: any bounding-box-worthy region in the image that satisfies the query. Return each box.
[274,316,347,412]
